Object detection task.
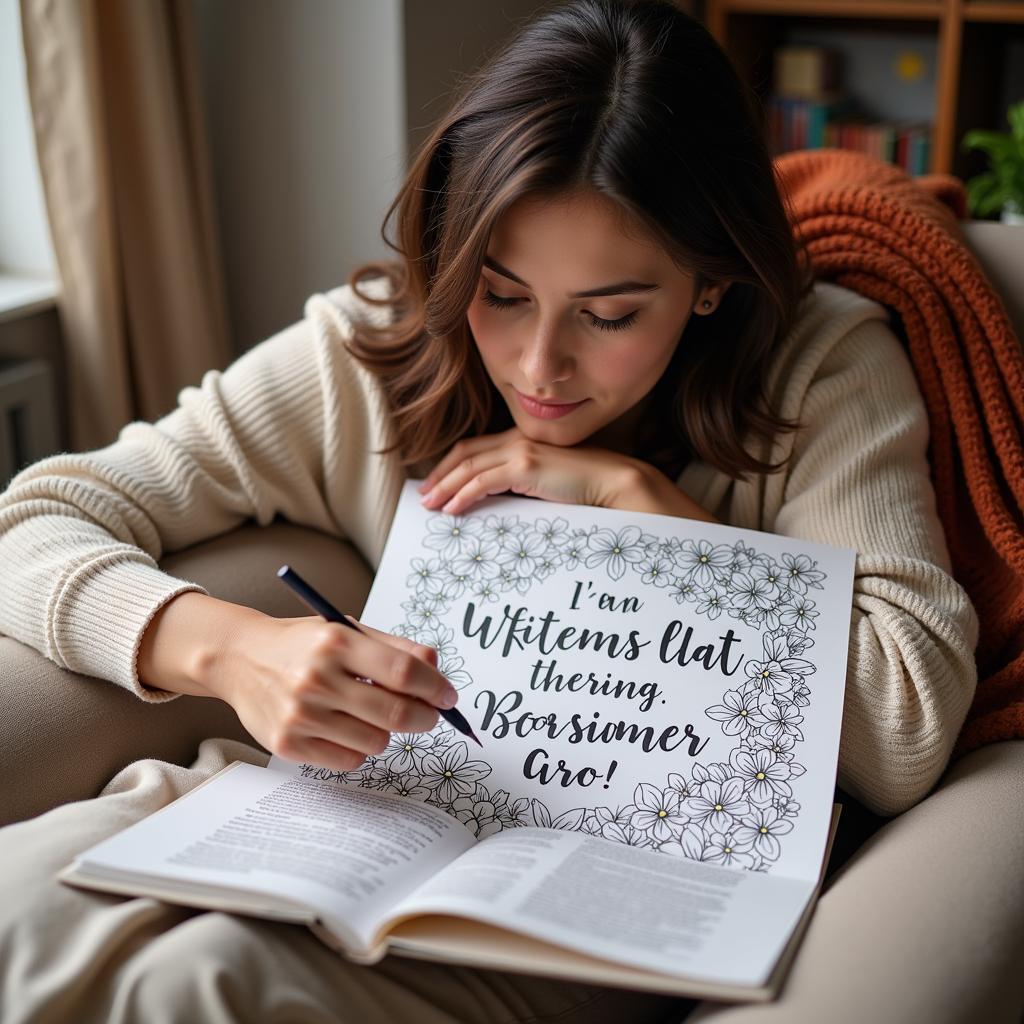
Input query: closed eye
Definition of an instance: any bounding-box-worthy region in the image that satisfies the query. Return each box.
[480,289,638,333]
[480,289,521,311]
[589,307,634,331]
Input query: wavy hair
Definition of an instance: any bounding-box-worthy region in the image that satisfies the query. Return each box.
[345,0,813,480]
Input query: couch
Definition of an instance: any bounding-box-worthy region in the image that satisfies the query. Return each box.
[1,223,1022,1023]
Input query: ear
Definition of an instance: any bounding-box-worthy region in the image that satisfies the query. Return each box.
[695,280,732,314]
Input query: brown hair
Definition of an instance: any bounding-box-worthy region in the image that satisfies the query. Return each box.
[346,0,813,481]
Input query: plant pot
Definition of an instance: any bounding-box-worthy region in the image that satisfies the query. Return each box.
[1001,201,1024,226]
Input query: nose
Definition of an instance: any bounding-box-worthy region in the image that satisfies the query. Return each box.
[519,319,574,391]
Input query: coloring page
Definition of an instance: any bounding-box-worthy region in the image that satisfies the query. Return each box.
[287,480,855,882]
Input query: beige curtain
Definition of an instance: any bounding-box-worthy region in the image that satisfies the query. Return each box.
[19,0,231,452]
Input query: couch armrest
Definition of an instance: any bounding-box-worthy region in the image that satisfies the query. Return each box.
[960,221,1024,342]
[0,518,374,826]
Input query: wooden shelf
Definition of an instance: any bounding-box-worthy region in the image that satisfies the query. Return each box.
[716,1,942,19]
[964,2,1024,21]
[702,0,1024,176]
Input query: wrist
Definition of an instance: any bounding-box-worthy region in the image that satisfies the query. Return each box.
[604,459,654,508]
[193,600,274,705]
[607,459,718,523]
[138,592,270,701]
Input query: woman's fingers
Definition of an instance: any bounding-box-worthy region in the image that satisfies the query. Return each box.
[335,674,441,735]
[421,448,510,513]
[329,624,457,709]
[224,616,451,771]
[352,619,438,667]
[276,688,434,766]
[417,428,517,495]
[279,717,385,766]
[435,464,518,516]
[287,734,372,773]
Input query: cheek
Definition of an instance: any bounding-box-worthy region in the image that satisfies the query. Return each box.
[596,335,675,393]
[466,307,502,365]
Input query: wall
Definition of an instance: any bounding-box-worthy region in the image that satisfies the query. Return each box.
[782,25,937,124]
[191,1,569,356]
[402,0,557,160]
[192,0,406,356]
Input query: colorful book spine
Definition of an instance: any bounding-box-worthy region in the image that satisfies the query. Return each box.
[765,93,928,171]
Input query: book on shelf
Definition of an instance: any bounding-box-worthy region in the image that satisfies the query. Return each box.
[767,92,855,151]
[61,481,856,1001]
[768,93,932,175]
[768,40,933,173]
[773,45,840,100]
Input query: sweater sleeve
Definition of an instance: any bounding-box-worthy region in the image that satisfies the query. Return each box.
[0,293,380,702]
[772,316,979,817]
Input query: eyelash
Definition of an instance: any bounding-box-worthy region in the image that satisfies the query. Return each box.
[480,289,639,333]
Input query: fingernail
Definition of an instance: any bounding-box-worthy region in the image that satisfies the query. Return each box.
[439,684,459,709]
[417,480,431,493]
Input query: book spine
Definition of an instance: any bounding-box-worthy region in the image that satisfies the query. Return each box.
[896,129,908,172]
[882,123,895,165]
[909,126,921,175]
[808,100,824,149]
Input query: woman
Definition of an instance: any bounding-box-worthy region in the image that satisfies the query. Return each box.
[0,0,977,1021]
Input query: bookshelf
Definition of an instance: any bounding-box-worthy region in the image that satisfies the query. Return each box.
[700,0,1024,179]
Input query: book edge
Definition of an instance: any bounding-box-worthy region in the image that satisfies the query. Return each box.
[361,803,844,999]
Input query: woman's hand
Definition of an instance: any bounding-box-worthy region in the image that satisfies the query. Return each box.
[417,426,643,515]
[212,612,458,772]
[417,426,718,522]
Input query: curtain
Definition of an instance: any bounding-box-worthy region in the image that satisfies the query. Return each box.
[19,0,231,451]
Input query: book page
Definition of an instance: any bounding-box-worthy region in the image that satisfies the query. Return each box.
[275,480,855,885]
[62,763,476,952]
[384,826,813,987]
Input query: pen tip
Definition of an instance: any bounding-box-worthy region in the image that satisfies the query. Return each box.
[470,731,483,748]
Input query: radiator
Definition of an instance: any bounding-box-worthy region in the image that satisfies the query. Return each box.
[0,358,60,490]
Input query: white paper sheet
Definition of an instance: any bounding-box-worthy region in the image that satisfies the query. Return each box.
[275,481,856,885]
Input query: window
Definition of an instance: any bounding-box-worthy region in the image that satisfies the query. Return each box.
[0,0,58,319]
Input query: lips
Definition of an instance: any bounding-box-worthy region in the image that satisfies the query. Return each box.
[523,393,579,406]
[514,388,587,420]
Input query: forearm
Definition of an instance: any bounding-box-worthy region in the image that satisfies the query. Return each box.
[137,591,269,700]
[836,556,978,816]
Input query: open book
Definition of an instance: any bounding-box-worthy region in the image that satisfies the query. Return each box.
[62,481,856,1000]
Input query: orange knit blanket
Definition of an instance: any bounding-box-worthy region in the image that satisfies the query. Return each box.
[774,148,1024,760]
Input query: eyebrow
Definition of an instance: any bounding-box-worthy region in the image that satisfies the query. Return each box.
[483,255,660,298]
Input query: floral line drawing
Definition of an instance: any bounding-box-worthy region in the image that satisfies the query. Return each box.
[299,512,827,873]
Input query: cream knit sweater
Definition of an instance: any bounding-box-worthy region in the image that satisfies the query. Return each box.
[0,280,978,817]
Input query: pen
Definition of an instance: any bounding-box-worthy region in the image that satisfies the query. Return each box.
[276,564,483,747]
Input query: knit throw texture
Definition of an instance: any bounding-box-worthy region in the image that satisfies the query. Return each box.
[774,148,1024,759]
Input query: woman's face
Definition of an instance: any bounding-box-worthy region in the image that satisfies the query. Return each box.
[466,189,720,453]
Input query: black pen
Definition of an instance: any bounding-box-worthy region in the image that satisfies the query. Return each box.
[276,564,482,747]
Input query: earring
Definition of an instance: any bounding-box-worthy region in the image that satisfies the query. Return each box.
[701,299,713,310]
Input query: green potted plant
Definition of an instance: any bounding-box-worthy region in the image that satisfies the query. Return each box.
[961,99,1024,225]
